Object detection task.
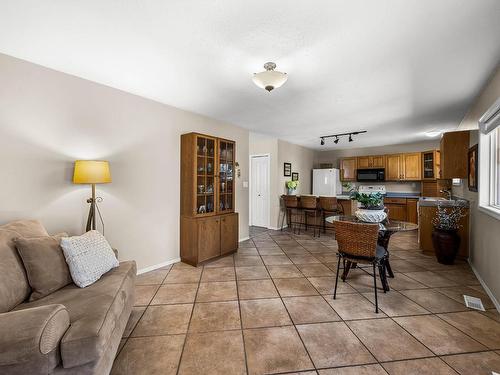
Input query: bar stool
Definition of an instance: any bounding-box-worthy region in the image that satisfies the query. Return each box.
[283,195,301,234]
[319,196,344,234]
[299,196,320,237]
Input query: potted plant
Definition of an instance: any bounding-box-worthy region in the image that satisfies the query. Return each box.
[432,203,466,264]
[350,190,387,223]
[286,180,298,195]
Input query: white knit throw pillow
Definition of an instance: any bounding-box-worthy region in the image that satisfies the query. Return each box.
[60,230,119,288]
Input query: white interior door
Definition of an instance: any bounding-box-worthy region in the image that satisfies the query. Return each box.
[251,155,269,227]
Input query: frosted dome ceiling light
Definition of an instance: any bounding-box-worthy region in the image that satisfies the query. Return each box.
[252,62,287,92]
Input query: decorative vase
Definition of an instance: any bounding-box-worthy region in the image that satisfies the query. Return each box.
[287,188,296,195]
[432,228,460,265]
[354,208,387,223]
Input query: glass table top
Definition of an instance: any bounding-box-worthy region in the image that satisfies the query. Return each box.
[325,215,418,232]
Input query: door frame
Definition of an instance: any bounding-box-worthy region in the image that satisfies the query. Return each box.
[249,153,271,228]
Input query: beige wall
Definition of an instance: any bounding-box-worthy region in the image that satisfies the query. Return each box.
[454,65,500,307]
[249,133,315,229]
[0,53,249,271]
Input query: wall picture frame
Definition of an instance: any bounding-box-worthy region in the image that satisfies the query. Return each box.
[468,144,478,192]
[292,172,299,181]
[284,162,292,177]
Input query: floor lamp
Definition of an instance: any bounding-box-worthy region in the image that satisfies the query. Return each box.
[73,160,112,232]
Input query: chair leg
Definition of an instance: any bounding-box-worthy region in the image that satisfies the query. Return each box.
[334,255,341,299]
[378,264,388,293]
[342,261,352,281]
[385,258,395,278]
[373,263,379,313]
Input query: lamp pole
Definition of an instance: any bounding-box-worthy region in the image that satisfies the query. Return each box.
[86,183,96,231]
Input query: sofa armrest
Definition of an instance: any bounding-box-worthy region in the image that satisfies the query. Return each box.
[0,304,70,366]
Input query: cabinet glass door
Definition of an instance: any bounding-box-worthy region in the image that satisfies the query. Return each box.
[196,135,216,215]
[423,152,435,179]
[218,140,234,213]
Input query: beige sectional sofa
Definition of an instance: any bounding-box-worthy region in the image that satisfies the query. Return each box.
[0,220,136,374]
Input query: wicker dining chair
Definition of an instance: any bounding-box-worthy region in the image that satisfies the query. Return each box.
[333,220,389,313]
[319,196,344,234]
[283,195,301,234]
[299,195,321,237]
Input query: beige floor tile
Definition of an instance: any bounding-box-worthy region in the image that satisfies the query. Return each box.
[258,247,285,255]
[196,281,237,302]
[296,263,335,277]
[234,255,264,267]
[308,276,356,295]
[326,293,386,320]
[319,364,388,375]
[382,357,456,375]
[237,279,279,299]
[243,326,314,375]
[283,296,340,324]
[111,335,185,375]
[482,309,500,323]
[123,307,146,338]
[203,255,234,268]
[240,298,292,328]
[438,311,500,349]
[388,273,428,291]
[135,269,169,285]
[440,269,480,285]
[189,301,240,332]
[274,278,319,297]
[289,254,321,264]
[164,268,202,284]
[134,285,159,306]
[346,270,385,293]
[267,264,303,278]
[394,315,487,355]
[362,291,430,317]
[347,318,433,361]
[442,351,500,375]
[151,283,198,305]
[404,271,458,288]
[282,247,310,255]
[297,322,375,368]
[117,338,127,355]
[236,248,259,255]
[261,254,293,265]
[132,304,192,336]
[313,253,338,263]
[235,265,270,280]
[436,285,496,309]
[238,239,255,248]
[389,259,427,273]
[400,289,467,313]
[178,331,246,375]
[200,267,235,282]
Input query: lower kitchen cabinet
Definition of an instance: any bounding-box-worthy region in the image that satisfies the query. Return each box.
[181,213,239,266]
[384,197,418,223]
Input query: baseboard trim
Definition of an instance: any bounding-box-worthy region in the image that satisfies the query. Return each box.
[137,258,181,275]
[268,225,287,231]
[468,260,500,312]
[239,236,250,242]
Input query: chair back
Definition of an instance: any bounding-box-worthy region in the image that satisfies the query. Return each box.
[283,195,299,209]
[300,195,317,209]
[334,220,379,258]
[319,196,338,211]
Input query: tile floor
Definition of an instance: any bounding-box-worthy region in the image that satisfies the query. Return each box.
[112,226,500,375]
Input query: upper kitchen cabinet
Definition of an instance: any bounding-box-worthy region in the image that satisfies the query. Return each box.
[386,154,403,180]
[356,155,386,169]
[422,150,441,180]
[402,152,422,180]
[440,130,470,179]
[340,157,357,181]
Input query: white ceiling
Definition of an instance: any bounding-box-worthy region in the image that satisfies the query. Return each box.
[1,0,499,150]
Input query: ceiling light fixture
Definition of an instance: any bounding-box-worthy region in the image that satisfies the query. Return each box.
[253,62,288,92]
[319,131,367,146]
[425,130,442,137]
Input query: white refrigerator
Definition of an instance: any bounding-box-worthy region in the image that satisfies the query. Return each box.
[312,169,342,196]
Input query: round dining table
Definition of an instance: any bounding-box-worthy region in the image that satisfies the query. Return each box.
[325,215,418,291]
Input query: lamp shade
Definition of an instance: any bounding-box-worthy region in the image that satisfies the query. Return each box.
[73,160,111,184]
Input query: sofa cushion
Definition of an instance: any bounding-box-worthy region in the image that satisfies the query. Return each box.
[14,260,136,368]
[15,234,72,301]
[0,220,49,312]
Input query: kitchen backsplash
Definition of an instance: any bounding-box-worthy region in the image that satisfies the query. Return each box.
[343,181,421,194]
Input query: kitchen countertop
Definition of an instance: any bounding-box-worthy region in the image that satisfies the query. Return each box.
[385,192,421,199]
[418,197,469,208]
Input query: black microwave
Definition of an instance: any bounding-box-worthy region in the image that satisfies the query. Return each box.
[357,168,385,182]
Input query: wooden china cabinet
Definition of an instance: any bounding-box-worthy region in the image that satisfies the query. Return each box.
[180,132,239,266]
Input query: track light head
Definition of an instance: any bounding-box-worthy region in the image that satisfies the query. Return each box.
[334,137,339,144]
[348,134,353,142]
[320,137,325,146]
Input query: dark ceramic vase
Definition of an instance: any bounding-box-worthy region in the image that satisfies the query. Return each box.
[432,228,460,265]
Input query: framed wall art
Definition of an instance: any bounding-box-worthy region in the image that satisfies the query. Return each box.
[284,162,292,177]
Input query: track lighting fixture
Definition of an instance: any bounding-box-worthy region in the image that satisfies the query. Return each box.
[319,131,367,146]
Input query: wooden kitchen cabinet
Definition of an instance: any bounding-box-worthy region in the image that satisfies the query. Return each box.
[220,213,239,255]
[384,197,407,220]
[340,157,357,181]
[386,154,403,181]
[406,198,418,224]
[440,130,470,179]
[422,150,441,180]
[403,153,422,180]
[356,155,386,169]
